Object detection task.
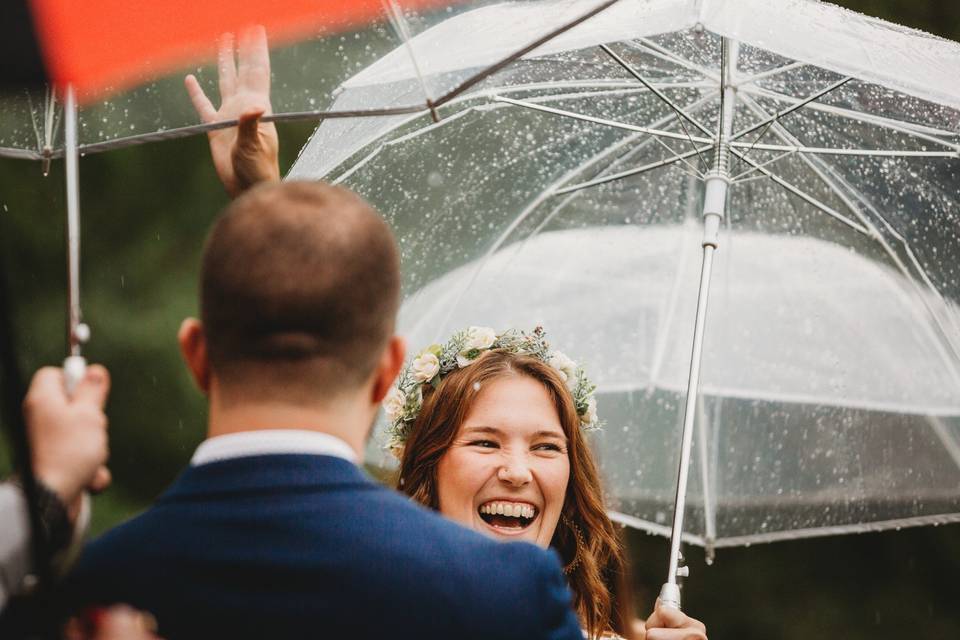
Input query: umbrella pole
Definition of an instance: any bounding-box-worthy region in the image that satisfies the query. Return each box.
[659,38,738,610]
[63,85,88,395]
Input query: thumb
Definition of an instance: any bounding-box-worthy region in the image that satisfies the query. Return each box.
[646,601,684,629]
[235,109,266,153]
[89,466,112,494]
[72,364,111,408]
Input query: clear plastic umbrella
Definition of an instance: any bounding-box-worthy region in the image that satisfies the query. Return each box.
[285,0,960,607]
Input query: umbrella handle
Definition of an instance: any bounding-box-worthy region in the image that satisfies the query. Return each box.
[63,355,87,398]
[659,582,682,610]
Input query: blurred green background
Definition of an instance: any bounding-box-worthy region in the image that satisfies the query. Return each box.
[1,1,958,638]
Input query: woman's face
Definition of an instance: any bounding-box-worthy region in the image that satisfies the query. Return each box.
[435,374,570,548]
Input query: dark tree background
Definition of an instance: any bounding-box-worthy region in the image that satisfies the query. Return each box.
[0,2,957,639]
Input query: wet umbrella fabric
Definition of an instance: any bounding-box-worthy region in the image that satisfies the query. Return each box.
[391,224,960,551]
[285,0,960,561]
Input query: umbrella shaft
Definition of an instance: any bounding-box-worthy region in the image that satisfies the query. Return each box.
[663,243,716,602]
[64,86,81,356]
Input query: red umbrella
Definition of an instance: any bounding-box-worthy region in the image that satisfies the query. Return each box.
[7,0,456,100]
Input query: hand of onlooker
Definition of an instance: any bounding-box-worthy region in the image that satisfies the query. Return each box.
[638,601,707,640]
[64,605,163,640]
[184,25,280,198]
[24,365,111,520]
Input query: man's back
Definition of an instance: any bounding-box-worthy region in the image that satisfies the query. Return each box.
[68,454,582,639]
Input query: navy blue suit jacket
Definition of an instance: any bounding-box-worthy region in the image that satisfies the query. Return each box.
[67,454,583,639]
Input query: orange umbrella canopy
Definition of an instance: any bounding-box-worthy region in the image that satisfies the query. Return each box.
[28,0,455,101]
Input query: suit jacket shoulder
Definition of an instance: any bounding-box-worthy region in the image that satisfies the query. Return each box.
[67,454,582,640]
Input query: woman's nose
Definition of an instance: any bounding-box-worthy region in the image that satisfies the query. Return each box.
[497,458,533,486]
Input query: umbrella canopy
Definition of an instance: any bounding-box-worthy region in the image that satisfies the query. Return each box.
[389,224,960,550]
[286,0,960,559]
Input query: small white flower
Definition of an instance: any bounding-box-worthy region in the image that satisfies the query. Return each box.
[410,352,440,383]
[548,350,578,388]
[580,396,598,426]
[456,353,478,367]
[463,326,497,351]
[383,387,406,423]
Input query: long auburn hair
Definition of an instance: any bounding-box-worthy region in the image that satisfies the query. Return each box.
[397,350,634,639]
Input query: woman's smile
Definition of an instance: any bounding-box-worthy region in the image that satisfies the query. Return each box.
[477,499,540,534]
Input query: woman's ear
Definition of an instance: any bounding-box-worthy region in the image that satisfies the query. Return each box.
[178,318,211,394]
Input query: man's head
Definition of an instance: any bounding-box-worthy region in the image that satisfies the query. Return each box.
[179,181,403,412]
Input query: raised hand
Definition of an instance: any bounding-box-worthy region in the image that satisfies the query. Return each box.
[637,602,708,640]
[184,25,280,198]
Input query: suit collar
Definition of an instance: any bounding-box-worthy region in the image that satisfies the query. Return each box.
[191,429,357,466]
[159,454,375,502]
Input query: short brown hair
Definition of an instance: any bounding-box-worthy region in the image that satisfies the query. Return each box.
[397,350,634,639]
[200,181,400,401]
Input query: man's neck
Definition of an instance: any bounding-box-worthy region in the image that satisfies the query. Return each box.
[206,396,371,461]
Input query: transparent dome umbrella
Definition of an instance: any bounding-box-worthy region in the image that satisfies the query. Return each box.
[285,0,960,607]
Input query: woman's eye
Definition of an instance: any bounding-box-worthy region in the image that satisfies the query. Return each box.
[533,443,563,453]
[469,440,498,449]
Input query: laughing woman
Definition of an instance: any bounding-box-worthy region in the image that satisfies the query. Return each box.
[386,327,707,640]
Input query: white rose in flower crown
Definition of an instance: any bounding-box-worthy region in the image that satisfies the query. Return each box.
[464,326,497,351]
[548,350,578,389]
[383,387,406,423]
[411,352,440,383]
[456,326,497,367]
[580,396,598,426]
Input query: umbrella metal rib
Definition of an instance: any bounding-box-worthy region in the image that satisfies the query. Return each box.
[494,94,714,144]
[737,92,960,370]
[729,149,796,182]
[627,36,720,84]
[599,44,712,173]
[741,85,960,151]
[737,60,807,87]
[731,76,852,141]
[728,148,870,235]
[494,94,953,162]
[732,76,852,169]
[551,93,718,194]
[555,143,713,194]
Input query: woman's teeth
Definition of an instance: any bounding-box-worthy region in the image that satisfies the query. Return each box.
[479,501,537,519]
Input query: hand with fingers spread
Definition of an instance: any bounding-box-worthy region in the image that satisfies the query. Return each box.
[637,601,708,640]
[24,365,112,518]
[185,25,280,198]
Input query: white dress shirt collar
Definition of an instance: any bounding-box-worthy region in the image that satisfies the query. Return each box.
[191,429,357,467]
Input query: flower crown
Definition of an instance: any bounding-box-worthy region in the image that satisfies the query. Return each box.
[384,326,600,452]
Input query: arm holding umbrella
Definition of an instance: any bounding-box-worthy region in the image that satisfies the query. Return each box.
[185,26,280,198]
[0,365,111,610]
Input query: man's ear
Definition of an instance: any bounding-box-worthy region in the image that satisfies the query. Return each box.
[371,335,406,404]
[178,318,211,394]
